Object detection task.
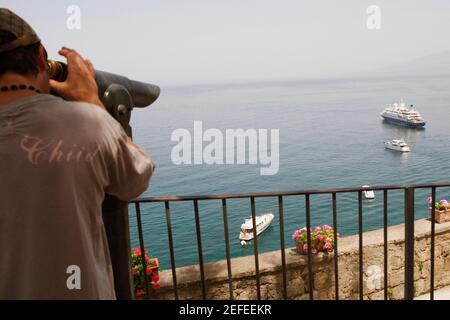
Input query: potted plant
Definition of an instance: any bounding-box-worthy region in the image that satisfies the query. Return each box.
[427,197,450,223]
[131,248,161,298]
[292,225,338,255]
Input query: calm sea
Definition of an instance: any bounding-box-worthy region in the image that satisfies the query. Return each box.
[128,75,450,269]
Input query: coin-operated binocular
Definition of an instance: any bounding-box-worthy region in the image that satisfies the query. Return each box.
[48,60,160,300]
[47,60,160,135]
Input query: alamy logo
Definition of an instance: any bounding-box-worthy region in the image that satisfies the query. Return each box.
[366,5,381,30]
[366,265,382,290]
[66,5,81,30]
[66,265,81,290]
[171,121,280,175]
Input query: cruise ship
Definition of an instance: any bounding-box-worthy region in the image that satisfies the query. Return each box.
[380,99,426,128]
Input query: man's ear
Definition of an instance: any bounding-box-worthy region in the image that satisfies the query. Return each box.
[37,45,48,72]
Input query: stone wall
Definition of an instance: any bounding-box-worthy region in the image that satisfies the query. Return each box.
[152,219,450,300]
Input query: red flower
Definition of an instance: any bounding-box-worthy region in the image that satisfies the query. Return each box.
[152,275,159,283]
[131,267,137,276]
[135,289,145,297]
[146,267,152,275]
[153,283,160,290]
[133,248,141,256]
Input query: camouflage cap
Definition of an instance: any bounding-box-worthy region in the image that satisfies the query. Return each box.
[0,8,41,53]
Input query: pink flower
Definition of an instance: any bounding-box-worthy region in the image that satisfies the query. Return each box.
[325,237,332,242]
[428,196,433,205]
[303,244,309,252]
[324,242,333,250]
[323,225,333,231]
[315,226,322,232]
[317,235,323,242]
[440,199,449,207]
[299,227,307,233]
[292,230,300,240]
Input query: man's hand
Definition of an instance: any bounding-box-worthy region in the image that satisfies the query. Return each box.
[49,47,105,109]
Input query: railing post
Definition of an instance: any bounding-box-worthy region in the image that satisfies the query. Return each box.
[101,89,136,300]
[102,196,133,299]
[404,186,415,300]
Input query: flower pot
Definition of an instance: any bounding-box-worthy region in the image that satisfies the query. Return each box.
[296,243,334,255]
[147,257,159,276]
[428,208,450,224]
[296,242,305,254]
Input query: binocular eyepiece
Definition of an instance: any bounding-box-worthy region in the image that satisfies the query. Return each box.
[47,60,160,108]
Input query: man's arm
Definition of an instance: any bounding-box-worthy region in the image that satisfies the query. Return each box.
[50,47,142,149]
[102,121,154,201]
[49,47,153,198]
[49,47,105,108]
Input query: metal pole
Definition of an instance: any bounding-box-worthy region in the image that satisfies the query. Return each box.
[101,86,135,300]
[102,196,133,299]
[404,186,415,300]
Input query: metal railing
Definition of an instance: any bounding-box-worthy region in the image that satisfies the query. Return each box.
[130,182,450,300]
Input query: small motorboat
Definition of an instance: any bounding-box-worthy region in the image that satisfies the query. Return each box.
[239,213,274,246]
[384,139,410,152]
[362,185,375,200]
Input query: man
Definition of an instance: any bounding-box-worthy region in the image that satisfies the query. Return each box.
[0,8,153,299]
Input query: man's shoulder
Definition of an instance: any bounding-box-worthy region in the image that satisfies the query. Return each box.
[32,94,118,127]
[26,94,123,139]
[36,94,107,118]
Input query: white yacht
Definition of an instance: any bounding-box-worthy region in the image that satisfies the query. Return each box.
[384,139,411,152]
[239,213,274,246]
[362,185,375,200]
[380,99,426,128]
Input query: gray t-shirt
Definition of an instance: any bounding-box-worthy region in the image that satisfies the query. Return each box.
[0,94,153,299]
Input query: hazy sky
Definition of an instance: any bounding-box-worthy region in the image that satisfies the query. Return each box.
[2,0,450,86]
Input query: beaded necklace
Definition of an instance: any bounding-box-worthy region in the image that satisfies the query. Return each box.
[0,84,41,93]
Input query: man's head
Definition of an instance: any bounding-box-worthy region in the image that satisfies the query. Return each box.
[0,8,49,92]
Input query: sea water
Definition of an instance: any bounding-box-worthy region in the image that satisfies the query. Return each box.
[128,74,450,269]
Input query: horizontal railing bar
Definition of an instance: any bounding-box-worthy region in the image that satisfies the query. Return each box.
[408,182,450,189]
[130,182,450,203]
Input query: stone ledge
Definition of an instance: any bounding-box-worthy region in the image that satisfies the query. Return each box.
[159,218,450,288]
